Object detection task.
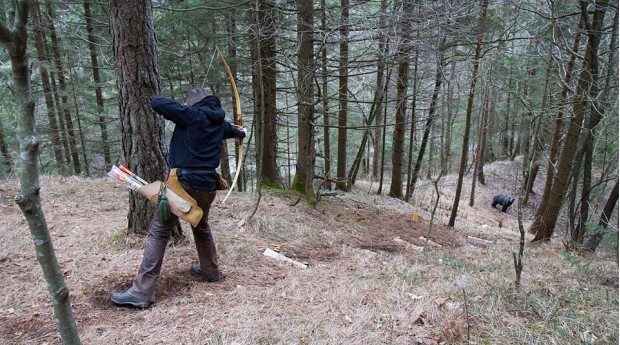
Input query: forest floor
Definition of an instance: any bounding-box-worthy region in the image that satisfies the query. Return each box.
[0,159,618,344]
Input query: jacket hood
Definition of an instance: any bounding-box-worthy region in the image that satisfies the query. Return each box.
[195,95,225,124]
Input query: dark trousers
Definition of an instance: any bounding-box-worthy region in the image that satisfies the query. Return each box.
[128,181,218,301]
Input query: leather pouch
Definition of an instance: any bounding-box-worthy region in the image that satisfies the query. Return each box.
[137,169,203,227]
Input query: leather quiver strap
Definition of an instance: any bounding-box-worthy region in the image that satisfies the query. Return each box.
[137,169,203,227]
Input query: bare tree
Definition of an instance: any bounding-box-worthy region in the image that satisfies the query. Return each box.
[44,0,81,174]
[1,1,80,342]
[83,0,111,167]
[448,0,488,227]
[530,1,609,241]
[335,0,349,191]
[408,37,446,199]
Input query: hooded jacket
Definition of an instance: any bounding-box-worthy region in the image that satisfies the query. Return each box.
[151,95,245,190]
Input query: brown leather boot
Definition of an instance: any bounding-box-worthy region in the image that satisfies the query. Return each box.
[190,264,221,282]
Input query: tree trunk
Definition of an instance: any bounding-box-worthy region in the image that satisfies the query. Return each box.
[377,67,391,195]
[292,0,315,202]
[389,0,413,198]
[0,119,11,171]
[320,0,331,190]
[574,6,617,244]
[83,0,111,168]
[109,0,168,233]
[335,0,349,191]
[30,0,64,171]
[408,39,445,199]
[255,0,281,188]
[470,90,489,207]
[371,0,388,181]
[448,0,488,227]
[502,65,512,158]
[389,58,407,198]
[0,2,81,343]
[524,48,554,205]
[405,46,419,201]
[441,50,457,174]
[477,92,489,185]
[45,0,81,174]
[530,0,608,241]
[583,180,619,252]
[347,24,388,188]
[69,67,90,176]
[538,21,582,221]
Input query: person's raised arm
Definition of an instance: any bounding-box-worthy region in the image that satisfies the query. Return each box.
[151,97,193,127]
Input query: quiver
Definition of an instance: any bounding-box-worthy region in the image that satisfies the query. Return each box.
[137,169,203,227]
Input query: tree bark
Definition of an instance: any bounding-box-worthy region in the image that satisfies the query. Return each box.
[0,119,11,171]
[583,180,619,252]
[30,0,64,171]
[405,45,419,201]
[255,0,281,188]
[45,0,81,174]
[409,39,446,199]
[448,0,488,227]
[389,0,413,199]
[320,0,332,190]
[377,67,391,195]
[335,0,349,191]
[470,90,489,207]
[109,0,168,233]
[83,0,111,168]
[524,48,553,205]
[574,5,617,243]
[371,0,388,181]
[1,1,81,343]
[347,22,389,188]
[537,21,582,223]
[530,0,608,241]
[441,50,457,174]
[292,0,315,202]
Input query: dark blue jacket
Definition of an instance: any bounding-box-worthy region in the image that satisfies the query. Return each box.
[151,95,245,190]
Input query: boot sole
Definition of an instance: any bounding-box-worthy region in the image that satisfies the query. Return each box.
[111,297,151,309]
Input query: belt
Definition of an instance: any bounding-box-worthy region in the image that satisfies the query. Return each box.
[178,167,216,177]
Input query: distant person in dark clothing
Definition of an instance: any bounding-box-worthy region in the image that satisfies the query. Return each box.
[111,88,246,309]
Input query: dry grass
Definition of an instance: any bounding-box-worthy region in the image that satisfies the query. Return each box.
[0,161,617,344]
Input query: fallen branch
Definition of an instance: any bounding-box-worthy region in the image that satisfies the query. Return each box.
[420,236,442,248]
[466,236,493,248]
[263,248,308,269]
[393,237,424,251]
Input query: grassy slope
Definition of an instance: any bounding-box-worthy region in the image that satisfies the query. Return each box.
[0,160,617,344]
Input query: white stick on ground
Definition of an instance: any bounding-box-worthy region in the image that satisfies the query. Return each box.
[263,248,308,269]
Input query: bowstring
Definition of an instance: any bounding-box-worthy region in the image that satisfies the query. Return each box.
[201,48,219,90]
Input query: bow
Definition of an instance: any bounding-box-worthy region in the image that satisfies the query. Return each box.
[217,46,243,205]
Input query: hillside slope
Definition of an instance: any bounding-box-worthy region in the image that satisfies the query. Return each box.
[0,160,617,344]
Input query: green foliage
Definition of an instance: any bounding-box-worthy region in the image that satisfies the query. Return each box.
[498,284,618,344]
[106,226,129,247]
[560,251,596,276]
[290,173,305,194]
[585,221,619,248]
[261,176,285,190]
[395,270,424,285]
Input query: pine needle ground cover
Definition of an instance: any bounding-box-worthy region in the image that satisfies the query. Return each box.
[0,161,617,344]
